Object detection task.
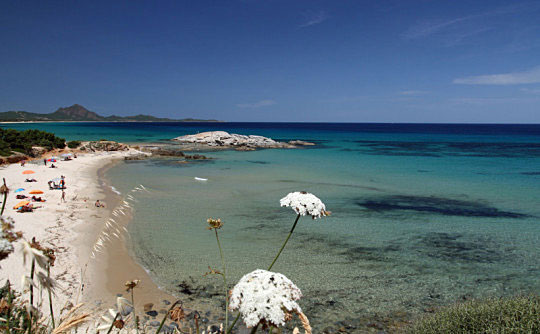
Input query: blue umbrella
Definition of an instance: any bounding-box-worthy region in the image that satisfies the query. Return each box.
[14,188,24,193]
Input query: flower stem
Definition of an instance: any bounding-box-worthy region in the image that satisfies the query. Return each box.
[155,300,181,334]
[27,259,36,334]
[131,288,139,334]
[6,281,12,334]
[1,178,7,215]
[214,229,229,329]
[47,266,55,329]
[227,214,302,334]
[105,313,120,334]
[268,213,301,271]
[30,259,35,306]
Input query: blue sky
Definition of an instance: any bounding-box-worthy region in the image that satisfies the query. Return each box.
[1,0,539,122]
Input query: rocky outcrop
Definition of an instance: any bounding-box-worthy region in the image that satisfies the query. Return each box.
[1,152,28,164]
[30,146,47,157]
[125,146,210,160]
[288,140,315,146]
[172,131,313,150]
[80,141,129,152]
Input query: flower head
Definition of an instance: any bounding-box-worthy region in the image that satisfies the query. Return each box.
[20,240,49,269]
[206,218,224,230]
[124,279,140,291]
[20,274,36,292]
[280,192,328,219]
[229,269,303,328]
[169,304,186,322]
[0,238,14,261]
[35,271,57,295]
[0,183,9,195]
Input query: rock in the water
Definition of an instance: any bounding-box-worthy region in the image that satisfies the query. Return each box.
[80,140,128,152]
[288,140,315,146]
[172,131,313,149]
[143,303,154,312]
[146,310,158,317]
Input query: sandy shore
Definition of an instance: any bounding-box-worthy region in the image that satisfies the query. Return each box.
[0,149,174,323]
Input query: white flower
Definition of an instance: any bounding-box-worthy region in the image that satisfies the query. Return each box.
[229,269,303,328]
[20,240,49,269]
[280,191,328,219]
[20,275,36,292]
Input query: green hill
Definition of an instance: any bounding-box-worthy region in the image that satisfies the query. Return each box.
[0,104,219,122]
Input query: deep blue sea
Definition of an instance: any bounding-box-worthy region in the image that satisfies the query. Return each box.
[4,122,540,331]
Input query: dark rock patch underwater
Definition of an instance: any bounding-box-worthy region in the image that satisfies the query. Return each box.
[356,195,529,218]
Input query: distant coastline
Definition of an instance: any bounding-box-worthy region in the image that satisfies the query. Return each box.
[0,103,221,123]
[0,119,224,124]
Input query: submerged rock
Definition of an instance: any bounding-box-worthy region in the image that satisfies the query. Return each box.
[172,131,314,149]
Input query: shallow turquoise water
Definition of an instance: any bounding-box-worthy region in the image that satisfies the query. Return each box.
[5,122,540,330]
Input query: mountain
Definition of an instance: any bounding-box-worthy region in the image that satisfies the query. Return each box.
[0,104,219,122]
[50,104,103,121]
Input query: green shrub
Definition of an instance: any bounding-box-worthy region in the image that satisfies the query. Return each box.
[67,140,81,148]
[0,128,65,156]
[408,295,540,334]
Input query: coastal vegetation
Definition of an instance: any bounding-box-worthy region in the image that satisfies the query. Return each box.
[0,128,65,156]
[408,295,540,333]
[66,140,81,149]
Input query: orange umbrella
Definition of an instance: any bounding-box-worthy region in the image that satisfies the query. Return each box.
[13,200,30,209]
[29,190,43,194]
[22,170,35,175]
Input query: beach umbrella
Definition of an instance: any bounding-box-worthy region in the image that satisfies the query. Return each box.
[13,200,30,209]
[48,159,57,162]
[14,188,25,193]
[29,190,43,194]
[22,170,35,175]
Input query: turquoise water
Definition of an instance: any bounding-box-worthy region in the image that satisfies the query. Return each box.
[4,122,540,331]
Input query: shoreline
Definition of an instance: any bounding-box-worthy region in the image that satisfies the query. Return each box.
[85,158,176,314]
[0,149,176,326]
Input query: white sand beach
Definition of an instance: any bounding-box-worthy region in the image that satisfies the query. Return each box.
[0,149,174,322]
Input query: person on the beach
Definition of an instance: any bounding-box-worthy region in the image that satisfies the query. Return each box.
[20,160,25,167]
[61,190,66,202]
[95,200,105,208]
[44,158,47,166]
[50,164,57,168]
[60,177,65,189]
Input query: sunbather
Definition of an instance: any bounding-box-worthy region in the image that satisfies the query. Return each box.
[17,204,33,213]
[31,196,46,202]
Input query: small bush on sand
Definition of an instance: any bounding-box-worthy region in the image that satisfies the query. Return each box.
[67,140,81,149]
[408,295,540,334]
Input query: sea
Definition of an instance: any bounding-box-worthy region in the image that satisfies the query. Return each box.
[3,122,540,331]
